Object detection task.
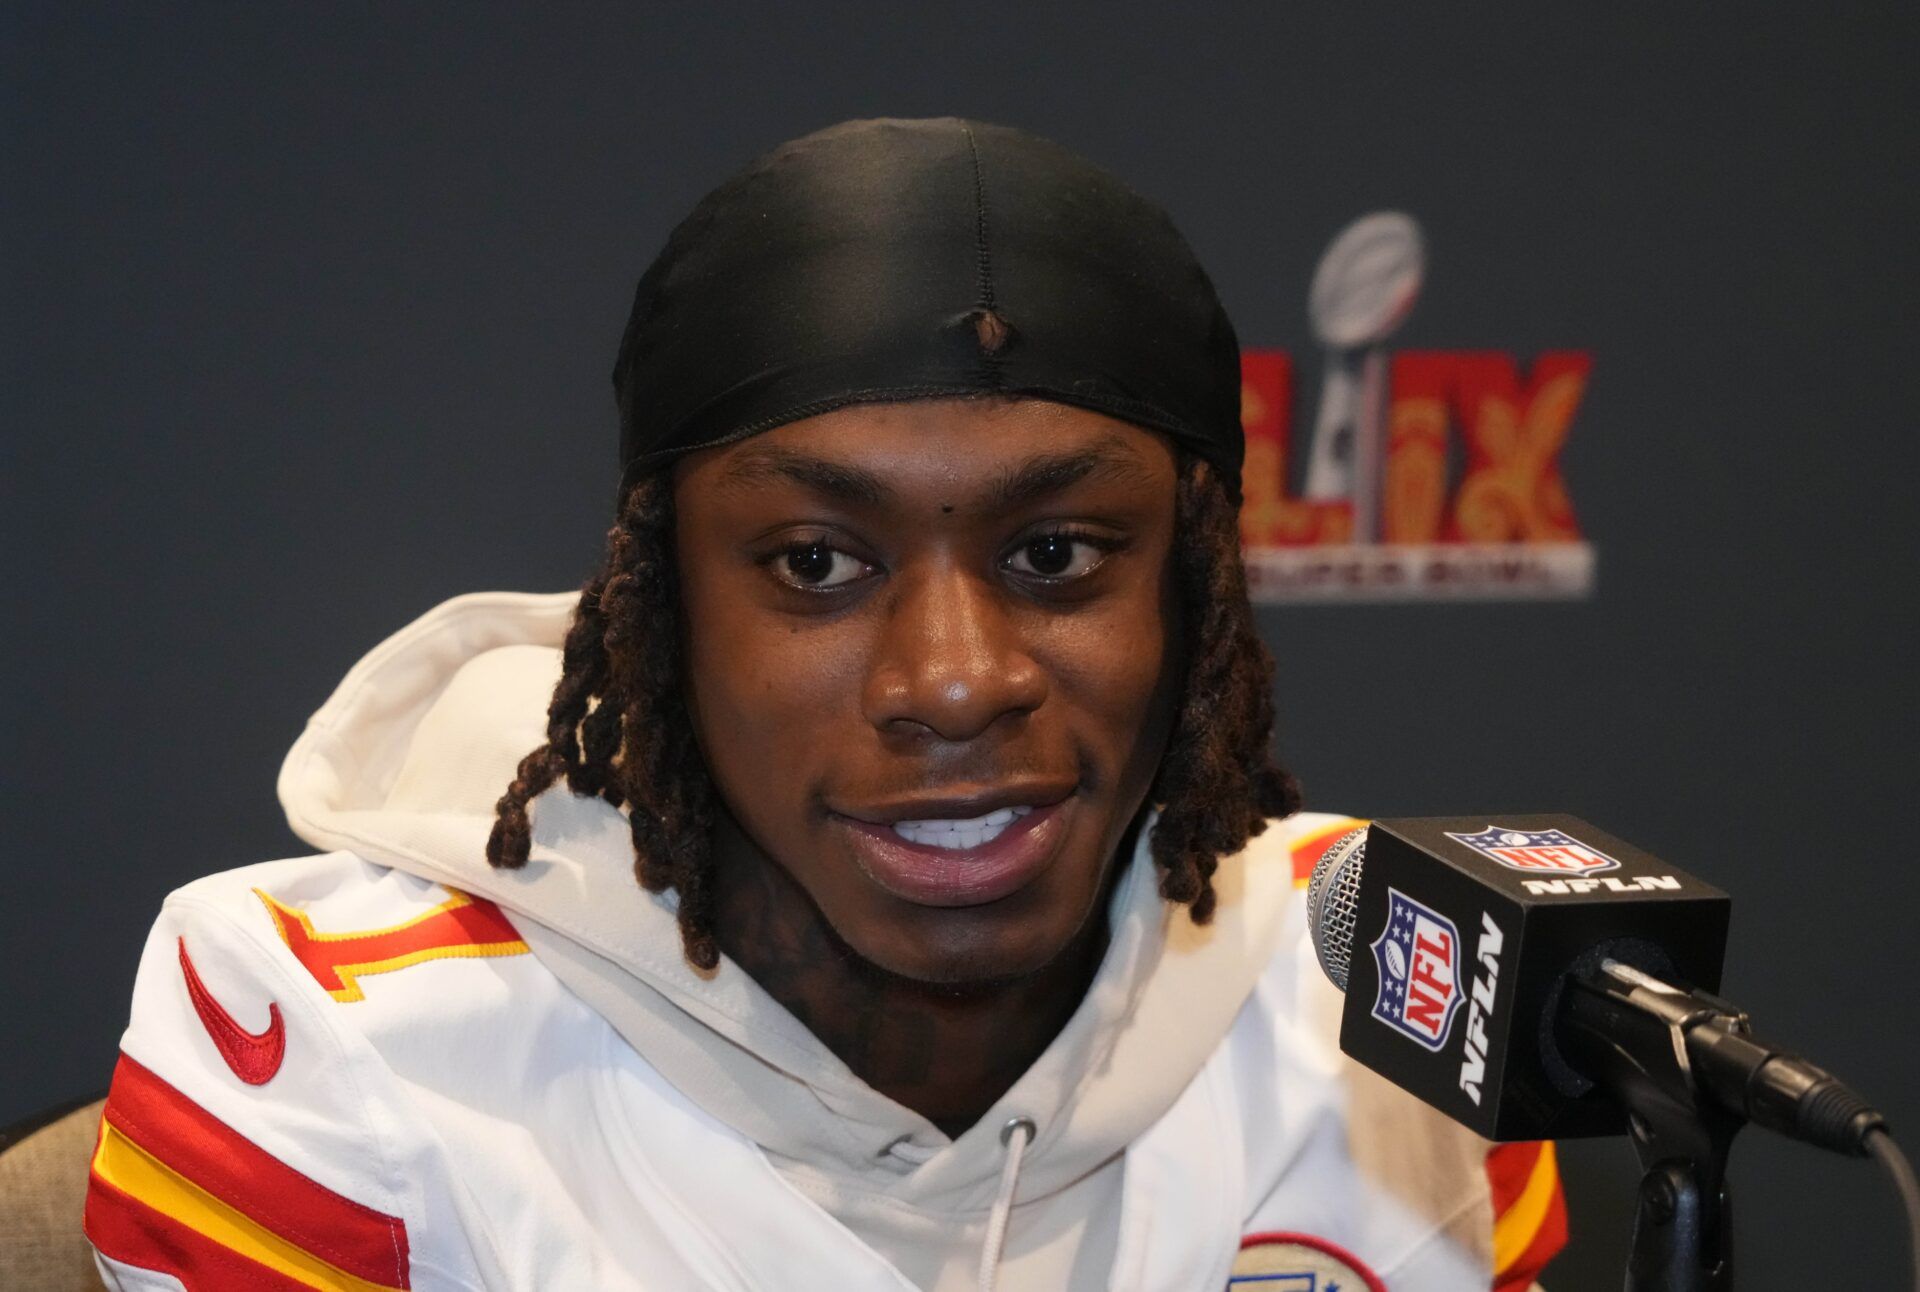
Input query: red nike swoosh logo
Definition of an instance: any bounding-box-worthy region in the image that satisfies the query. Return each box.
[178,936,285,1085]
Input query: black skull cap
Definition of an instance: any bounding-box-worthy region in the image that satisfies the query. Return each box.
[613,117,1244,500]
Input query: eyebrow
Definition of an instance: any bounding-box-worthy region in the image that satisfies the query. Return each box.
[715,434,1159,510]
[990,435,1161,508]
[717,445,893,505]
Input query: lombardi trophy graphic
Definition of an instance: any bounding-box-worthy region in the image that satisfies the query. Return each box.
[1303,212,1426,544]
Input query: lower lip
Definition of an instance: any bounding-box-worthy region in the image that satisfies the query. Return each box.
[836,801,1069,908]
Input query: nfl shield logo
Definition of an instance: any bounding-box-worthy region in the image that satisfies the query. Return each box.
[1444,826,1621,875]
[1369,888,1464,1051]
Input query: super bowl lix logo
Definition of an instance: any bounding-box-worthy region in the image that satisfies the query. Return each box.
[1238,212,1595,602]
[1446,826,1620,875]
[1370,888,1464,1051]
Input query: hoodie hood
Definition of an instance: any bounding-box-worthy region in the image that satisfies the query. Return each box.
[278,590,1299,1218]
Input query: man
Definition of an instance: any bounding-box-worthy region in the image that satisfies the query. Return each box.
[84,118,1564,1289]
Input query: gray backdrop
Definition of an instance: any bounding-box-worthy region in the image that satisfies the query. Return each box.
[7,6,1917,1288]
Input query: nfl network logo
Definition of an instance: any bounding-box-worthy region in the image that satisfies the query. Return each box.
[1369,888,1464,1051]
[1445,826,1620,875]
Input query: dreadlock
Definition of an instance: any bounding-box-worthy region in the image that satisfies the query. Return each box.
[1147,456,1303,921]
[485,471,721,969]
[487,448,1301,968]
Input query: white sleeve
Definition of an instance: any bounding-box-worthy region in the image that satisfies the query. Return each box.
[82,875,481,1291]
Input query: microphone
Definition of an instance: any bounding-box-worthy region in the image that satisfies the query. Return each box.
[1305,817,1886,1155]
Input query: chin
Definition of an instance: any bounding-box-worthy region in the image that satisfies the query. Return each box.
[833,903,1081,992]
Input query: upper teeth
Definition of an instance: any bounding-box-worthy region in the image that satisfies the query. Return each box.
[891,805,1034,850]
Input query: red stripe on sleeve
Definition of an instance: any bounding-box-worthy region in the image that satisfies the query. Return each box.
[85,1170,318,1292]
[1487,1141,1568,1292]
[1485,1140,1542,1215]
[100,1053,410,1288]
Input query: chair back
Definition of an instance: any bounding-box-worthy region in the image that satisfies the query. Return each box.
[0,1096,108,1291]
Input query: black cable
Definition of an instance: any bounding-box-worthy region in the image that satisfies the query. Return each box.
[1867,1127,1920,1292]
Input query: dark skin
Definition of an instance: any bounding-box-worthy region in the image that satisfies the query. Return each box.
[674,399,1185,1136]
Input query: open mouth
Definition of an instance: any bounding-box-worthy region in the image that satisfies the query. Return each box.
[888,805,1035,850]
[833,798,1070,907]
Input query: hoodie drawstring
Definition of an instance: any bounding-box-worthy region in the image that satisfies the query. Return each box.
[977,1116,1036,1292]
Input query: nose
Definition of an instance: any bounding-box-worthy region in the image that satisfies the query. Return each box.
[861,563,1047,742]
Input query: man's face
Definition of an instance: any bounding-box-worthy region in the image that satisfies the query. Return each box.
[674,399,1183,985]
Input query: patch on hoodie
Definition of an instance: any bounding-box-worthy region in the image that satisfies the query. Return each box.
[1230,1231,1384,1290]
[255,885,529,1003]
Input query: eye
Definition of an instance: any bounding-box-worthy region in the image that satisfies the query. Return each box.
[1002,530,1116,582]
[770,540,873,591]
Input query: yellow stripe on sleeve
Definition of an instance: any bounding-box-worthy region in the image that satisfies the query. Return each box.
[1492,1139,1559,1275]
[90,1120,406,1292]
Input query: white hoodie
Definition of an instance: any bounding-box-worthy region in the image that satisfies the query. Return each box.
[84,591,1565,1292]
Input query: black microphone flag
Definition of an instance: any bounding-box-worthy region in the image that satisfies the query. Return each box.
[1309,815,1730,1142]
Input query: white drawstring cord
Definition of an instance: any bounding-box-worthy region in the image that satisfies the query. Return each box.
[977,1116,1036,1292]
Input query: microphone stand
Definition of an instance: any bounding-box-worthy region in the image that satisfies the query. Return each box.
[1560,961,1746,1291]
